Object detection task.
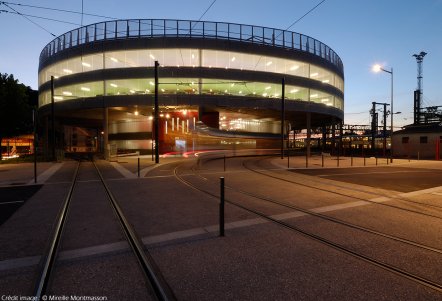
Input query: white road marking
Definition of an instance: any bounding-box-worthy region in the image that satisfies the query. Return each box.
[27,163,65,185]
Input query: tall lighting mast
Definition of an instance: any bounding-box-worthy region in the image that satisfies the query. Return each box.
[412,51,427,124]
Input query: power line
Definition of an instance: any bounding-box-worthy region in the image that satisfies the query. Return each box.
[1,9,81,26]
[0,1,117,20]
[1,2,56,36]
[196,0,217,22]
[285,0,327,31]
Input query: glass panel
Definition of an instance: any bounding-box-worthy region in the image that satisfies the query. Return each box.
[273,30,283,47]
[127,20,139,37]
[104,21,115,39]
[86,24,95,42]
[264,28,274,45]
[301,35,308,51]
[191,21,204,36]
[178,20,191,36]
[253,26,263,43]
[152,19,165,35]
[64,32,71,48]
[217,23,229,38]
[139,20,152,36]
[293,33,301,49]
[71,30,78,46]
[229,24,240,40]
[95,23,105,40]
[284,32,292,48]
[286,86,308,102]
[241,25,252,42]
[308,37,315,54]
[116,21,127,38]
[204,22,217,37]
[165,20,178,36]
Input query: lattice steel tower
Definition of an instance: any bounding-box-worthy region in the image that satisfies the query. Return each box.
[412,51,427,124]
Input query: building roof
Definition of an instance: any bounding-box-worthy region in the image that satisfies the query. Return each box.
[394,123,442,135]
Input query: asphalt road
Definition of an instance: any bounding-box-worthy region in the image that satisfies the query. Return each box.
[293,166,442,192]
[0,185,42,225]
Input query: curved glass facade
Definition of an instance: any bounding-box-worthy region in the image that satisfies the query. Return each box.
[39,77,343,110]
[39,49,343,92]
[38,19,344,153]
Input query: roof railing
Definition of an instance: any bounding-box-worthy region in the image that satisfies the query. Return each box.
[39,19,343,71]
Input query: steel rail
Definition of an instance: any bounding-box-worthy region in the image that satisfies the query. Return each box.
[93,161,176,301]
[34,161,81,298]
[242,157,442,219]
[173,161,442,293]
[192,155,442,254]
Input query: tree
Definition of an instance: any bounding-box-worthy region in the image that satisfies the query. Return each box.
[0,73,33,159]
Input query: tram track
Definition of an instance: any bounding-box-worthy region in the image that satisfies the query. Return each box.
[34,159,176,301]
[242,156,442,218]
[173,158,442,293]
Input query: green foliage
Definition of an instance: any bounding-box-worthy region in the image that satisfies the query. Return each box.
[0,73,35,159]
[0,73,33,139]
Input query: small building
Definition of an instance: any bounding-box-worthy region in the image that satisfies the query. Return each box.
[392,123,442,159]
[1,135,34,159]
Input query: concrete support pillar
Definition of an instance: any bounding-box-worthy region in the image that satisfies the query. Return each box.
[44,116,49,161]
[103,107,109,160]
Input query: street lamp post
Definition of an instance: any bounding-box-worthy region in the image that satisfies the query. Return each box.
[373,64,394,162]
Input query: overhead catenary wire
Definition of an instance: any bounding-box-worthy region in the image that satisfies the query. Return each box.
[0,9,81,26]
[0,1,118,20]
[254,0,327,70]
[1,2,56,36]
[284,0,327,31]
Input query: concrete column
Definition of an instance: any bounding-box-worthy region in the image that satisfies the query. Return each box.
[44,116,49,160]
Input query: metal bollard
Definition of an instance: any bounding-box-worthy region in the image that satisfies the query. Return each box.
[376,157,378,166]
[364,156,366,166]
[351,156,353,167]
[337,153,340,167]
[220,177,225,237]
[322,154,324,168]
[224,154,226,172]
[306,154,309,168]
[137,157,140,178]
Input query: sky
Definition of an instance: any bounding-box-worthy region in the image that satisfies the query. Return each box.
[1,0,442,128]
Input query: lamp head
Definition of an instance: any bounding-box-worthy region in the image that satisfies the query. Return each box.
[372,64,382,73]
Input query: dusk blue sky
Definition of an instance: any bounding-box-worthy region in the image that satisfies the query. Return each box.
[1,0,442,127]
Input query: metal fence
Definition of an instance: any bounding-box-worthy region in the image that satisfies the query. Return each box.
[40,19,343,72]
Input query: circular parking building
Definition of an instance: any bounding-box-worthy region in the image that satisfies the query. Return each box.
[38,19,344,156]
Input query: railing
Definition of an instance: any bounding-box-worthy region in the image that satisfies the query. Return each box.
[39,19,343,72]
